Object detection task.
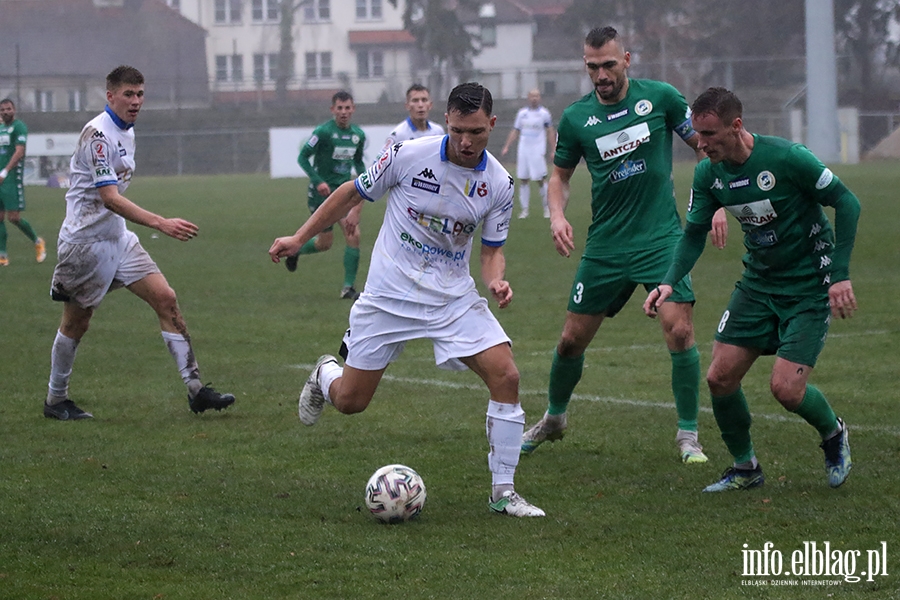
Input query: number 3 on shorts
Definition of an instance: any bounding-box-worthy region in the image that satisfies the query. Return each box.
[717,310,730,333]
[573,282,584,304]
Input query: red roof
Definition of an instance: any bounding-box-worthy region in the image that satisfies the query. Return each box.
[347,29,416,46]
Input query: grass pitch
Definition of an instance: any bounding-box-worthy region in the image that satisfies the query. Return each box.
[0,163,898,599]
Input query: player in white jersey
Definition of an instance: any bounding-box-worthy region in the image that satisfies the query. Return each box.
[44,65,234,421]
[380,84,445,154]
[269,82,545,518]
[501,89,555,218]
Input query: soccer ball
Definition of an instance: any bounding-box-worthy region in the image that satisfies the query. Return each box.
[364,464,427,523]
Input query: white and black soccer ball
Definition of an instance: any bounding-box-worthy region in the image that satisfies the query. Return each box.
[364,464,426,523]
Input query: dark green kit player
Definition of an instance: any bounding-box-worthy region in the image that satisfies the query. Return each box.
[0,98,45,266]
[645,87,860,492]
[523,26,728,463]
[287,91,367,300]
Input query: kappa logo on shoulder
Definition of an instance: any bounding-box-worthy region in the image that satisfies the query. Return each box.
[417,167,436,181]
[584,115,601,127]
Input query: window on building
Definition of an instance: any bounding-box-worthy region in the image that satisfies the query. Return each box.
[303,0,331,22]
[35,90,54,112]
[215,0,241,23]
[480,23,496,47]
[215,54,244,82]
[167,0,180,10]
[356,0,382,19]
[254,53,280,83]
[252,0,279,22]
[68,89,84,112]
[357,50,384,79]
[305,52,332,79]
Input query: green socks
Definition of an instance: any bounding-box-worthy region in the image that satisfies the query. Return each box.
[547,350,584,416]
[15,218,38,242]
[298,237,321,255]
[0,221,6,253]
[711,387,755,464]
[343,246,360,288]
[791,384,839,439]
[671,345,701,431]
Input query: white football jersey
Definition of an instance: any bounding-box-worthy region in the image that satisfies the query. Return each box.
[381,117,444,154]
[61,107,136,243]
[513,106,553,154]
[355,135,514,306]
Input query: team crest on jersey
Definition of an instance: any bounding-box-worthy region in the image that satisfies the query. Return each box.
[351,134,360,145]
[465,180,488,198]
[756,170,776,191]
[634,100,653,116]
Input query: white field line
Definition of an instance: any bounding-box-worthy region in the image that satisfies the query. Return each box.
[290,365,900,436]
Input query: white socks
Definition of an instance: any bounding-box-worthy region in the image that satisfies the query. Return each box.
[519,184,530,213]
[318,360,343,404]
[48,330,79,403]
[161,331,202,396]
[486,400,525,488]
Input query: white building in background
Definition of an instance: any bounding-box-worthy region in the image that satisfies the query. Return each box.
[167,0,420,104]
[165,0,583,103]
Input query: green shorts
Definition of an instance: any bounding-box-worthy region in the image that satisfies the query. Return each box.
[714,282,830,367]
[567,245,695,317]
[0,177,25,211]
[307,183,336,232]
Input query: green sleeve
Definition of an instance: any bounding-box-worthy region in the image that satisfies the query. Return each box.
[662,222,708,286]
[297,131,324,187]
[825,183,861,282]
[354,131,366,176]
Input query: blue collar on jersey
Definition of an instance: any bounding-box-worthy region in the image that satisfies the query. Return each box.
[440,135,487,171]
[105,105,134,130]
[405,116,436,132]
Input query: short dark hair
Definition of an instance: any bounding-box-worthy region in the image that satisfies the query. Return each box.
[691,87,743,124]
[106,65,144,91]
[406,84,429,99]
[332,90,354,105]
[0,98,14,108]
[447,82,492,117]
[585,26,620,49]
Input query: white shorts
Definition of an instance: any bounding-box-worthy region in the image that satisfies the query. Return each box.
[51,230,160,309]
[343,290,512,372]
[516,148,548,181]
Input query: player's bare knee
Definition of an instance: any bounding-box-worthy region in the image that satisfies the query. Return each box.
[706,367,738,397]
[770,379,804,410]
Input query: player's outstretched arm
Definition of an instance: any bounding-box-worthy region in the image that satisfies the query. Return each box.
[99,185,197,241]
[269,180,362,262]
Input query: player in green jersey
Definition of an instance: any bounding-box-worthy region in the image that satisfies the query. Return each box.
[0,98,45,266]
[644,87,860,492]
[522,27,727,463]
[286,91,367,300]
